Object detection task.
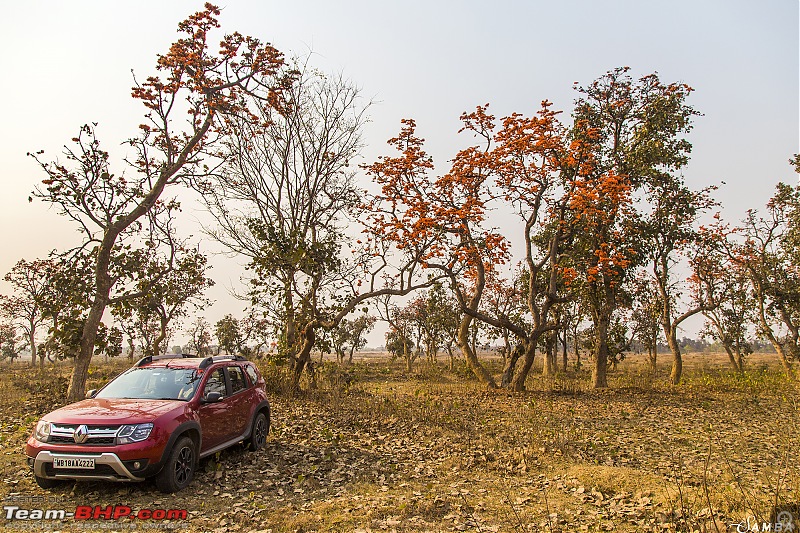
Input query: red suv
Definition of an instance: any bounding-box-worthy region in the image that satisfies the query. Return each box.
[25,354,270,493]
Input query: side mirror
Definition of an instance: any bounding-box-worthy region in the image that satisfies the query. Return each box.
[202,391,223,404]
[86,389,97,399]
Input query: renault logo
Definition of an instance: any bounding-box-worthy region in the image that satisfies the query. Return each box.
[73,425,89,444]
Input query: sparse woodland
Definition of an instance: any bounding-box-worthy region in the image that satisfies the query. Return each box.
[1,4,799,532]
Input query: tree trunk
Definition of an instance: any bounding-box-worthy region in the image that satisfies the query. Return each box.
[664,307,710,385]
[43,316,58,367]
[153,319,168,356]
[592,316,610,389]
[458,315,497,388]
[542,331,557,376]
[755,290,796,379]
[500,332,512,367]
[69,320,100,401]
[648,329,658,373]
[510,342,536,391]
[283,278,297,356]
[733,338,744,373]
[29,326,37,367]
[773,342,795,378]
[67,217,123,402]
[67,284,109,402]
[722,343,743,374]
[470,326,479,362]
[669,349,682,385]
[500,344,523,387]
[561,329,568,373]
[292,327,316,390]
[663,324,683,385]
[402,338,414,372]
[648,346,657,373]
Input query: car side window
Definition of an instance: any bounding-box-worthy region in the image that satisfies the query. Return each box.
[203,368,226,399]
[244,365,259,386]
[226,366,247,394]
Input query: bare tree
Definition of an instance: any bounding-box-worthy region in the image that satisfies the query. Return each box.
[185,316,213,356]
[2,259,54,366]
[201,59,369,381]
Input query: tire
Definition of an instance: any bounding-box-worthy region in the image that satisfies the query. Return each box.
[34,475,63,489]
[155,436,195,493]
[248,411,269,452]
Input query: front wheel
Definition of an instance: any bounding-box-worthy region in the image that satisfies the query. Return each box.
[155,436,195,493]
[248,411,269,451]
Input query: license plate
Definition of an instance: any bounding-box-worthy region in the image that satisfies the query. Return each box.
[53,457,95,469]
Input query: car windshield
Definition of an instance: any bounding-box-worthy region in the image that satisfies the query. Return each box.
[96,367,202,401]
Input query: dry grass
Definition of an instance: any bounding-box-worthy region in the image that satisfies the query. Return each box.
[0,352,798,532]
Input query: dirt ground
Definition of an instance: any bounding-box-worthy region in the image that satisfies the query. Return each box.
[0,351,798,532]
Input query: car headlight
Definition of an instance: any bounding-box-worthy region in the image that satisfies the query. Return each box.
[116,423,153,444]
[34,420,51,443]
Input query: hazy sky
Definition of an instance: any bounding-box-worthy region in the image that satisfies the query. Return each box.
[0,1,797,344]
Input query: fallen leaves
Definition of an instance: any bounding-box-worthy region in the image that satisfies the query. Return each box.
[0,361,798,532]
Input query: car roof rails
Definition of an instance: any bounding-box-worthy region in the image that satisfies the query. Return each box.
[135,353,197,367]
[198,355,248,369]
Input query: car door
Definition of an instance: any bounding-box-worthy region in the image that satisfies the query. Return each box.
[196,367,229,453]
[221,365,252,440]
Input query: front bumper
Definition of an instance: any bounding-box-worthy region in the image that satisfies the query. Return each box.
[31,451,146,482]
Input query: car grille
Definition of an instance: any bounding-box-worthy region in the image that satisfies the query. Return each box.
[50,435,116,444]
[49,424,120,445]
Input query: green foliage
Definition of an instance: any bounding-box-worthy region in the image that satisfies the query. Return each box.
[735,178,800,374]
[386,328,414,360]
[420,283,461,360]
[215,314,243,355]
[572,67,699,184]
[0,322,24,361]
[329,314,376,363]
[111,248,214,356]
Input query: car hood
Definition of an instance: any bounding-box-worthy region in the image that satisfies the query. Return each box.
[43,398,185,426]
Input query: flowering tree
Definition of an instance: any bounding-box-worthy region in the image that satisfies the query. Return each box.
[29,4,290,401]
[565,68,700,388]
[490,101,576,390]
